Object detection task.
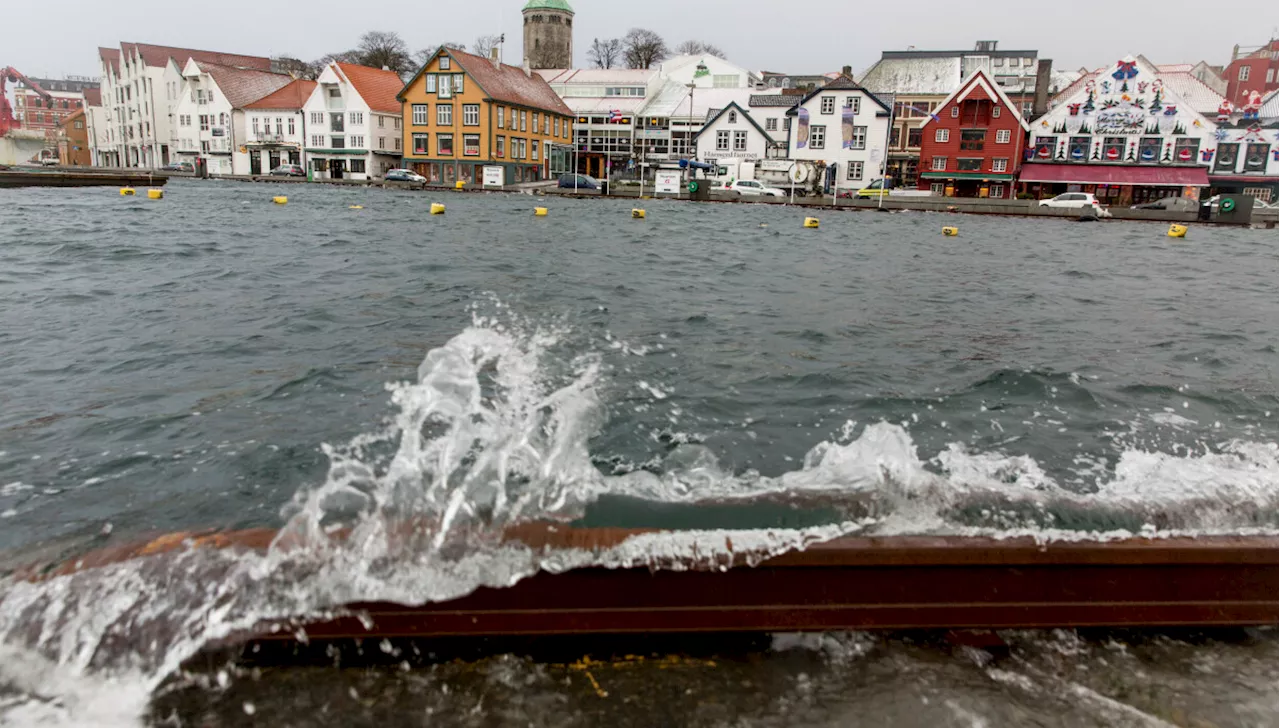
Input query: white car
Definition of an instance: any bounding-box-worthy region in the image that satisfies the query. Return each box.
[724,179,786,197]
[1038,192,1111,216]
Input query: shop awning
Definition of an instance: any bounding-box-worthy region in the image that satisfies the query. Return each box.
[1019,164,1209,187]
[919,172,1015,181]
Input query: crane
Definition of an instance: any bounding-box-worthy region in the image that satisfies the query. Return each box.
[1,67,53,137]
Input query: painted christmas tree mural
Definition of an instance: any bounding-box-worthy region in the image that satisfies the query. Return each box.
[1161,143,1173,163]
[1172,121,1186,135]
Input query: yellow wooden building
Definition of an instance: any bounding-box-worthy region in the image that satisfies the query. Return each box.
[397,46,575,185]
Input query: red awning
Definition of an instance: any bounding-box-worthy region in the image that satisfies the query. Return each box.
[1019,164,1210,187]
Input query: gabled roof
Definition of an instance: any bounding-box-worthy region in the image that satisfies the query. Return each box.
[785,76,892,116]
[401,47,572,115]
[83,88,102,107]
[858,56,962,95]
[334,63,402,113]
[98,47,120,76]
[59,108,85,128]
[920,69,1032,131]
[124,42,271,71]
[691,101,774,143]
[194,61,293,109]
[1049,55,1226,115]
[245,79,318,110]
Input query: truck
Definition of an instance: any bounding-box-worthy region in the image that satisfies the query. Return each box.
[706,158,825,196]
[852,178,936,198]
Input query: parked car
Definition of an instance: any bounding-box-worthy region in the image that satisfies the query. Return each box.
[1202,194,1274,210]
[853,178,935,198]
[1039,192,1112,217]
[558,173,601,190]
[38,156,59,167]
[269,164,306,177]
[724,179,786,197]
[161,162,195,173]
[385,169,427,185]
[1130,196,1197,211]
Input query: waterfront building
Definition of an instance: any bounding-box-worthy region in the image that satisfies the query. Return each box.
[82,88,111,167]
[1208,90,1278,201]
[171,59,293,176]
[95,43,272,169]
[11,76,96,135]
[693,101,776,163]
[241,80,318,175]
[1050,57,1227,118]
[398,47,575,185]
[523,0,574,70]
[1021,56,1220,206]
[302,62,403,181]
[859,41,1049,190]
[536,67,659,178]
[783,75,892,194]
[56,108,90,166]
[915,70,1030,199]
[1224,40,1278,107]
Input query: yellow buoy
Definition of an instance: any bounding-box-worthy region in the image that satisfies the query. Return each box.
[534,207,548,217]
[273,196,288,205]
[349,205,364,210]
[632,209,646,219]
[1167,224,1187,238]
[147,189,163,199]
[120,187,135,196]
[454,180,465,190]
[942,226,959,236]
[803,217,820,228]
[430,202,446,215]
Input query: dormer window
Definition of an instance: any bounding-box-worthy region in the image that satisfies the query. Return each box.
[440,56,451,70]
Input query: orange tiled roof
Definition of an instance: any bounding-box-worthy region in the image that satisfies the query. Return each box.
[334,63,403,113]
[424,48,573,115]
[244,79,318,110]
[122,42,270,70]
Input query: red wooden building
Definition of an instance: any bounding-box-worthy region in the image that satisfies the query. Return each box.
[917,70,1030,199]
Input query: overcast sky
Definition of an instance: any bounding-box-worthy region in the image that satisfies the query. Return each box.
[7,0,1279,80]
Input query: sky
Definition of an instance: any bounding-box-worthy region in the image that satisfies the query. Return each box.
[5,0,1279,81]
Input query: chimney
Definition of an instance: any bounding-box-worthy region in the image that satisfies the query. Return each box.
[490,47,501,69]
[1033,58,1053,117]
[522,57,531,78]
[841,65,852,78]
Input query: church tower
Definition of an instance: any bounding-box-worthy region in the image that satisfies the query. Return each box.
[522,0,574,69]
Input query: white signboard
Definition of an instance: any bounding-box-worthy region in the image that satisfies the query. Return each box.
[654,170,681,194]
[482,166,504,188]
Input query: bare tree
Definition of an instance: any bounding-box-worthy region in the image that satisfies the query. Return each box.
[414,43,467,66]
[272,56,317,80]
[623,28,669,69]
[674,40,726,58]
[307,51,361,79]
[587,37,624,69]
[472,35,503,59]
[354,31,414,76]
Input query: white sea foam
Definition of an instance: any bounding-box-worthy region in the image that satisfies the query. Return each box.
[0,315,1275,726]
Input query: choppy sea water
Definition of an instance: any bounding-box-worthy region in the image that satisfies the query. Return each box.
[0,180,1275,726]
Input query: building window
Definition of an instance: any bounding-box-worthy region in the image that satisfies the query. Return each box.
[438,76,451,99]
[1173,137,1199,163]
[907,128,922,147]
[1137,136,1160,163]
[463,104,480,126]
[821,97,835,114]
[394,117,400,130]
[331,136,345,149]
[518,138,527,158]
[413,104,429,125]
[959,129,985,150]
[1102,136,1125,161]
[426,75,436,93]
[275,118,283,135]
[349,112,363,125]
[544,115,550,134]
[1238,66,1250,81]
[1267,68,1275,84]
[850,125,866,150]
[464,134,480,156]
[846,160,863,180]
[1021,101,1033,117]
[437,133,453,155]
[288,118,296,135]
[497,107,505,128]
[533,112,540,131]
[311,134,324,147]
[712,74,738,88]
[930,182,946,194]
[990,184,1004,198]
[199,115,209,131]
[1069,135,1092,162]
[521,111,527,132]
[783,117,791,131]
[440,56,451,70]
[378,116,385,128]
[350,135,365,148]
[810,124,825,148]
[350,159,366,174]
[765,118,777,131]
[378,136,386,149]
[957,158,981,171]
[496,135,505,157]
[716,130,730,150]
[1244,186,1273,202]
[889,127,901,146]
[395,136,402,151]
[554,117,560,136]
[728,110,737,123]
[437,104,452,126]
[844,97,860,115]
[311,112,323,124]
[935,128,949,143]
[531,139,539,160]
[995,129,1011,144]
[950,106,959,118]
[252,117,259,134]
[1215,142,1238,171]
[733,130,747,151]
[1244,144,1270,173]
[453,74,464,93]
[931,156,947,170]
[992,105,1001,118]
[992,158,1008,172]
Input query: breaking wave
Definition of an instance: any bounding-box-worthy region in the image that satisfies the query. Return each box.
[0,314,1275,725]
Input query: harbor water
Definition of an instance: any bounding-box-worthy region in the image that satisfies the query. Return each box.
[0,180,1276,726]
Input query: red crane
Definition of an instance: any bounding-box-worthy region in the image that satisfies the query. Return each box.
[1,67,53,137]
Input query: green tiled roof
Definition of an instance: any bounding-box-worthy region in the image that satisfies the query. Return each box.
[523,0,573,12]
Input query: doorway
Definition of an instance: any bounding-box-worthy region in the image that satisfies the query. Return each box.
[268,151,281,171]
[249,151,261,175]
[329,159,345,179]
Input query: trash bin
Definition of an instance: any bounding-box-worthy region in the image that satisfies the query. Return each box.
[599,180,609,196]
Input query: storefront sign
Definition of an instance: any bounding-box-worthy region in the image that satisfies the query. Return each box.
[482,166,504,188]
[655,170,681,194]
[1095,107,1146,135]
